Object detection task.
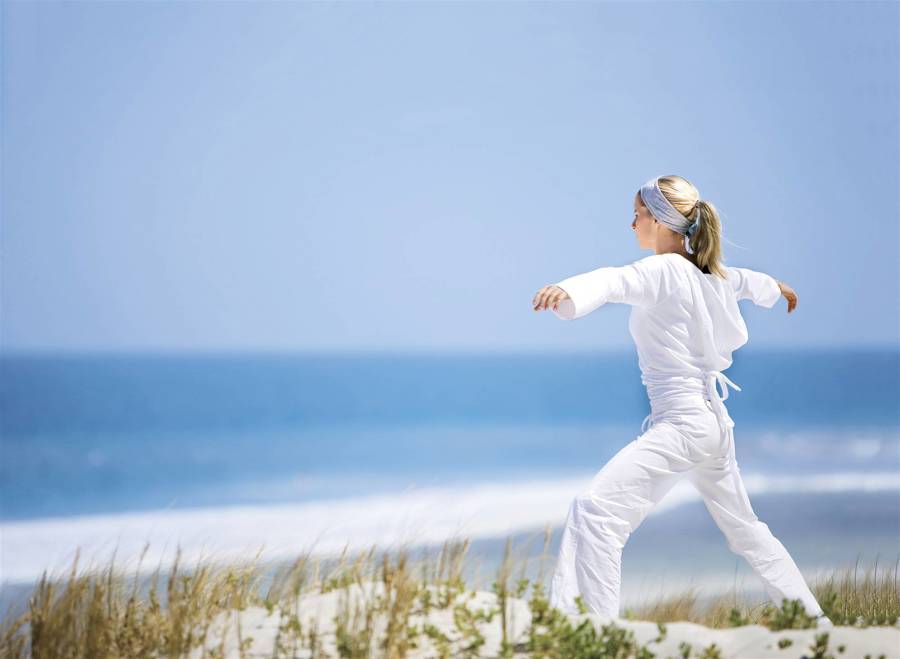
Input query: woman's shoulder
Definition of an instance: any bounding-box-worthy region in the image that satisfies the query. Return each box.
[627,253,687,301]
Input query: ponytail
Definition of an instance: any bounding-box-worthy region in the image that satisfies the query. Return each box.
[657,176,728,280]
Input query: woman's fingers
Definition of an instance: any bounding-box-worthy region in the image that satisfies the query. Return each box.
[538,284,553,310]
[549,288,565,310]
[533,286,549,311]
[778,282,798,313]
[533,285,552,311]
[786,291,798,313]
[533,285,568,311]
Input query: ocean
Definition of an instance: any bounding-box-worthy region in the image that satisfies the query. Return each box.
[1,348,898,615]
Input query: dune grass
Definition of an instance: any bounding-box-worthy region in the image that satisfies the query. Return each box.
[1,526,897,658]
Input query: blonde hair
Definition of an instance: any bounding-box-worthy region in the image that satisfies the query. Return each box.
[656,175,727,279]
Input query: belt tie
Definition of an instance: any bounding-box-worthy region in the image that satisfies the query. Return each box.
[640,370,742,451]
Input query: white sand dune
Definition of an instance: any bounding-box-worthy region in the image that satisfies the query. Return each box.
[187,580,900,659]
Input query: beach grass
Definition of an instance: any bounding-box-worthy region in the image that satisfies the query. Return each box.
[1,526,897,658]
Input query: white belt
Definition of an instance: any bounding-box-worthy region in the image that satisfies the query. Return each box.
[640,370,742,451]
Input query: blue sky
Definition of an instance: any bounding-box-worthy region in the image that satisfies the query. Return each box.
[2,0,897,352]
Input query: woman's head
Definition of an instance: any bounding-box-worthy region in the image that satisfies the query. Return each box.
[632,175,727,278]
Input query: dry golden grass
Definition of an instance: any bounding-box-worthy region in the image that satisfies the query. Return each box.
[1,527,897,657]
[624,553,900,630]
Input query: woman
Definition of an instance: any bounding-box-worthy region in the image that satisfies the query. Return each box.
[531,174,833,629]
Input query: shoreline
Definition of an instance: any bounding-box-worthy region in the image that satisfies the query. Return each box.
[3,483,897,593]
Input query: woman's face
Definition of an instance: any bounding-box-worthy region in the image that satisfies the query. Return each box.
[632,192,657,250]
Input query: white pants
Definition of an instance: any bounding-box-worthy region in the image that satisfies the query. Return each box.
[548,375,825,620]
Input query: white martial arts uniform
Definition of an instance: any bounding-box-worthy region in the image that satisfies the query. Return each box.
[547,252,825,620]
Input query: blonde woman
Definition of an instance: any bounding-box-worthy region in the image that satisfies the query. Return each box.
[532,174,833,629]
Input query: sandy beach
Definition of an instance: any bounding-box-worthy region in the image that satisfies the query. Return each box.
[184,580,900,658]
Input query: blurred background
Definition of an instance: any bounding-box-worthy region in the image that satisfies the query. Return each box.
[2,0,898,616]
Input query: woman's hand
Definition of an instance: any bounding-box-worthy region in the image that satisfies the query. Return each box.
[776,280,798,313]
[532,284,570,312]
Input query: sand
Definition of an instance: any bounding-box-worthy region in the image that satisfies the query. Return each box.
[184,580,900,658]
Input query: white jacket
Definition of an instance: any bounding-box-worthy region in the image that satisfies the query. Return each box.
[552,252,782,425]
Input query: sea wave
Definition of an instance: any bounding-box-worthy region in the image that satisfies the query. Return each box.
[1,469,897,586]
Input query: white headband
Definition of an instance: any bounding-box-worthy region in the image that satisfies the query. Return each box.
[639,176,702,255]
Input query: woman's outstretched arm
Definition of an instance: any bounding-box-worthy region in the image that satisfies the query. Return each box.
[729,267,795,311]
[533,254,673,321]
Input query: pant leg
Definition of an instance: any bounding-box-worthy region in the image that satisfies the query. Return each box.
[548,423,698,618]
[687,441,825,618]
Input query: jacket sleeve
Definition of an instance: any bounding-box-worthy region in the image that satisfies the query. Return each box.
[551,255,672,321]
[729,267,782,308]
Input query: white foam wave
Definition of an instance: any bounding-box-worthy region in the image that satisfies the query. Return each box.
[754,428,900,460]
[1,470,897,585]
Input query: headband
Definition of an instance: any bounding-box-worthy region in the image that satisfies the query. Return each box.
[639,176,702,255]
